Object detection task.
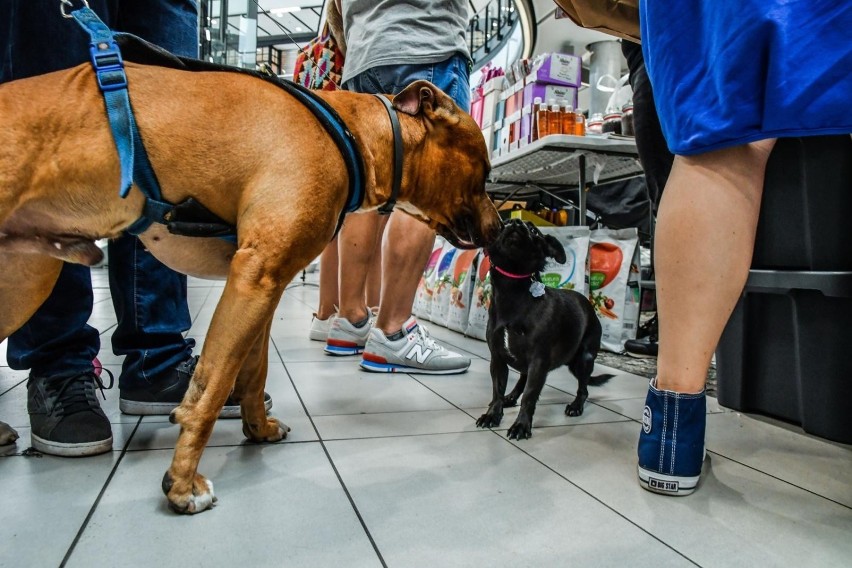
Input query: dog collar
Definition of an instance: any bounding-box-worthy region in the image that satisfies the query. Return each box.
[373,94,403,215]
[491,264,532,279]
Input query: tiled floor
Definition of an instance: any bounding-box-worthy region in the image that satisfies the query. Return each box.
[1,269,851,567]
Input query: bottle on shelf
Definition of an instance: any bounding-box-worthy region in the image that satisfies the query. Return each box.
[533,97,548,141]
[548,98,562,136]
[574,108,586,136]
[561,102,576,136]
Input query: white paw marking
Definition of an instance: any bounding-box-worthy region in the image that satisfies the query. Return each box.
[187,479,216,514]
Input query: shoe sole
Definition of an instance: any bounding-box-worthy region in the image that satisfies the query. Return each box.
[31,433,113,457]
[324,344,364,356]
[359,358,470,375]
[637,465,699,496]
[119,396,272,418]
[625,351,658,359]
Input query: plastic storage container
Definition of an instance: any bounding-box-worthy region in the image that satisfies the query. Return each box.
[752,135,852,270]
[715,270,852,444]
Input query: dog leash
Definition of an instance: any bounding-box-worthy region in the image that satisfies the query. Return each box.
[372,95,403,215]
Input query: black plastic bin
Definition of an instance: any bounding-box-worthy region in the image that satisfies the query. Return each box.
[716,271,852,444]
[752,135,852,270]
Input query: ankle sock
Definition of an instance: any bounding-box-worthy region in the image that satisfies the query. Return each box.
[352,315,371,328]
[385,329,406,341]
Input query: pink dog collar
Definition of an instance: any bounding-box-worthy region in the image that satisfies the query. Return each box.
[491,264,532,279]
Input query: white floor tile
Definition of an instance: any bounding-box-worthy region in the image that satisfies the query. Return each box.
[65,444,383,568]
[325,432,693,567]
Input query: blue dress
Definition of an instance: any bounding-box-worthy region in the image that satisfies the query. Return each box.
[640,0,852,155]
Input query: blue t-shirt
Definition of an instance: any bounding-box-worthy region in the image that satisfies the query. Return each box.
[641,0,852,155]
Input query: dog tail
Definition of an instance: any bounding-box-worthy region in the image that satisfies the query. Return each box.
[588,373,615,386]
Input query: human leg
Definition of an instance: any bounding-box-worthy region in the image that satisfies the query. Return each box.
[355,54,472,373]
[324,211,382,355]
[637,139,776,495]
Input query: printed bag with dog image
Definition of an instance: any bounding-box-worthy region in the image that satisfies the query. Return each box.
[539,226,591,296]
[588,227,640,352]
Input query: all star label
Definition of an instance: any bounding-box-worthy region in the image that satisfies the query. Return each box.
[642,405,652,434]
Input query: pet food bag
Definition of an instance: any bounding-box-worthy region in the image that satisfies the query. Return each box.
[429,244,458,324]
[465,251,492,340]
[588,228,641,352]
[445,248,480,332]
[539,226,591,296]
[413,236,447,320]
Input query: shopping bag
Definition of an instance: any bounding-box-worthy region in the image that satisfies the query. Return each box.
[553,0,641,44]
[293,22,345,91]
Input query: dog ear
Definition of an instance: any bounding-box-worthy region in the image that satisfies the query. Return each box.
[393,80,457,119]
[544,235,567,264]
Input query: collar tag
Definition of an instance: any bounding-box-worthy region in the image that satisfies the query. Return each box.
[529,281,546,298]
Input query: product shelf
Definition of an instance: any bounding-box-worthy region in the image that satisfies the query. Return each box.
[486,134,643,223]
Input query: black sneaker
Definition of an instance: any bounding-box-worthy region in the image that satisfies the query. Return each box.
[119,356,273,418]
[28,371,114,457]
[625,335,659,358]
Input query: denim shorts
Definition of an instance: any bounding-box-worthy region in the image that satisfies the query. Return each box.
[343,52,471,112]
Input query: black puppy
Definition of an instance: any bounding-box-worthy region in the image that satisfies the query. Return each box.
[476,219,611,440]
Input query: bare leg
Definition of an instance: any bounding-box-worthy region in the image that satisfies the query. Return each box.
[365,215,388,308]
[374,212,435,334]
[316,236,339,320]
[655,140,776,393]
[337,211,382,323]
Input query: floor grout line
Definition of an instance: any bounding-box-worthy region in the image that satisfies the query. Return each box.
[60,416,144,568]
[273,335,388,568]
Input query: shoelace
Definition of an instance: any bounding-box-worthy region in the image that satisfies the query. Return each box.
[414,324,444,353]
[46,368,115,415]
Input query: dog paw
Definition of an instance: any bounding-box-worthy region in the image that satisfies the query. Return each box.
[564,403,584,417]
[163,471,218,515]
[506,421,532,440]
[475,412,502,429]
[501,395,519,407]
[243,417,290,443]
[0,421,19,446]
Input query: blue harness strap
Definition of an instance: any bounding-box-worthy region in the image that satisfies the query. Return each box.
[70,6,177,237]
[69,7,365,243]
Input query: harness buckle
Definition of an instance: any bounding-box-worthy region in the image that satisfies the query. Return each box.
[89,42,127,92]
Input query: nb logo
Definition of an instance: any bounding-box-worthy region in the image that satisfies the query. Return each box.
[642,406,652,434]
[405,345,433,364]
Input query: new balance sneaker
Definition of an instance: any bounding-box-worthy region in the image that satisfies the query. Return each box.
[28,370,114,457]
[309,310,337,342]
[637,378,706,496]
[360,317,470,374]
[119,356,273,418]
[325,314,372,356]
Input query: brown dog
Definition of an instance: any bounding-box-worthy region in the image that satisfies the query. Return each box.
[0,51,500,513]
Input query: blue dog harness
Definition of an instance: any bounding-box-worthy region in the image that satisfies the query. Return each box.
[67,3,366,242]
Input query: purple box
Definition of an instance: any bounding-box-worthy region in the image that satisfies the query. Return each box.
[529,53,582,87]
[523,81,579,111]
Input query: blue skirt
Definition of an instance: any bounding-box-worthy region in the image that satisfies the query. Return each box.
[640,0,852,155]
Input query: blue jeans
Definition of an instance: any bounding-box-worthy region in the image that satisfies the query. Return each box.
[343,53,471,111]
[0,0,198,387]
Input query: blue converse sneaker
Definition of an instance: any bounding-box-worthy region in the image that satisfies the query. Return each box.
[637,378,706,496]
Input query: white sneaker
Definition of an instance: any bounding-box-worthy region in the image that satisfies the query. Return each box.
[309,311,336,342]
[360,317,470,374]
[325,314,373,356]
